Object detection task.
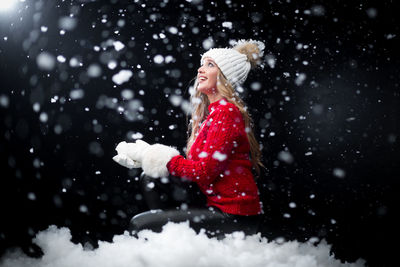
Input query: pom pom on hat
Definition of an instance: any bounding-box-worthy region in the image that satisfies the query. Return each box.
[201,39,265,88]
[233,39,265,69]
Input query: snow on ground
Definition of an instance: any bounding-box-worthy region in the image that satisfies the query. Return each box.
[0,222,365,267]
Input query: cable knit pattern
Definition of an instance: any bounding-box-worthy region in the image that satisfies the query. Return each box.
[167,98,261,215]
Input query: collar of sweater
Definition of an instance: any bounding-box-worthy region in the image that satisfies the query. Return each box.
[207,97,228,114]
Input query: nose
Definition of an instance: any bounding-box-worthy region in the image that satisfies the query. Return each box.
[197,65,205,74]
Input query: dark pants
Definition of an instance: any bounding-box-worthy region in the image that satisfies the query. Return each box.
[130,173,262,239]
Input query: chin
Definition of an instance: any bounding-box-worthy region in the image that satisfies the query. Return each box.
[198,84,215,95]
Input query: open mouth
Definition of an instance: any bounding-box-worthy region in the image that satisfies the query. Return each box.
[199,76,207,82]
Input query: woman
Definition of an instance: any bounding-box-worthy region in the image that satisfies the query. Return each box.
[113,39,265,238]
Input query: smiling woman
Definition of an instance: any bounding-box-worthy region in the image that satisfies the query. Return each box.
[113,39,266,238]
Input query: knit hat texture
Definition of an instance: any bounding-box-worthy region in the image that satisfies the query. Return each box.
[200,39,265,88]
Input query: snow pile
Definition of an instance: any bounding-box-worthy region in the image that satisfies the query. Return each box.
[0,222,365,267]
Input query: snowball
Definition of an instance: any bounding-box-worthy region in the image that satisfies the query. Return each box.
[69,57,81,68]
[36,52,56,71]
[112,70,133,85]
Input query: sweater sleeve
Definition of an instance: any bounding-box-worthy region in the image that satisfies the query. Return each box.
[167,106,241,186]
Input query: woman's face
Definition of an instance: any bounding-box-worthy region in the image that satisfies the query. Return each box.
[197,57,219,95]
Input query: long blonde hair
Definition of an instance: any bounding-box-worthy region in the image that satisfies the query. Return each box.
[186,70,264,177]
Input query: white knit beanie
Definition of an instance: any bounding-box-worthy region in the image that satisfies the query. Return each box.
[200,39,265,89]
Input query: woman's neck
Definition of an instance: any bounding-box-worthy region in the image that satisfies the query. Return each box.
[207,93,223,104]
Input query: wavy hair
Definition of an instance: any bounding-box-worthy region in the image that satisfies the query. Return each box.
[186,69,264,178]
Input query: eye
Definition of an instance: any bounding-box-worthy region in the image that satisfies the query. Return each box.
[208,62,214,67]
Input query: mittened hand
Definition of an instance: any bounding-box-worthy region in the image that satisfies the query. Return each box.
[112,154,141,169]
[113,140,151,169]
[122,140,151,162]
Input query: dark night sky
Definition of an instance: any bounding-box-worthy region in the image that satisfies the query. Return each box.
[0,0,399,266]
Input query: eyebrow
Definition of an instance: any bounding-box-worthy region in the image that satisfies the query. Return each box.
[203,58,216,65]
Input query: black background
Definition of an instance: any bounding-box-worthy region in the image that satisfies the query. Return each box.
[0,0,399,266]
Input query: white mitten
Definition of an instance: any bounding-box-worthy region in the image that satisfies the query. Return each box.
[142,144,180,178]
[113,140,179,178]
[112,140,150,169]
[112,154,140,169]
[123,140,151,163]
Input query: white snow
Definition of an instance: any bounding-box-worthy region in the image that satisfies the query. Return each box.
[107,60,117,70]
[0,95,9,108]
[112,70,133,85]
[212,151,227,162]
[56,55,66,63]
[251,82,262,91]
[295,73,307,86]
[70,89,84,100]
[58,16,77,31]
[36,52,56,71]
[202,37,214,50]
[169,94,182,106]
[266,55,276,69]
[121,89,134,100]
[278,151,294,164]
[222,21,233,29]
[0,222,365,267]
[39,112,48,123]
[198,151,208,158]
[168,26,178,34]
[153,54,164,64]
[69,57,81,68]
[113,41,125,51]
[366,8,377,18]
[87,64,102,78]
[333,168,346,178]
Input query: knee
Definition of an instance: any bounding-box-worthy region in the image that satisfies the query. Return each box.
[129,209,165,235]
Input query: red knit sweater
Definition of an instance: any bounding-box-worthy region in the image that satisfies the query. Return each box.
[167,98,262,215]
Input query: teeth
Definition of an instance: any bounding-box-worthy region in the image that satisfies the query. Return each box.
[199,77,207,81]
